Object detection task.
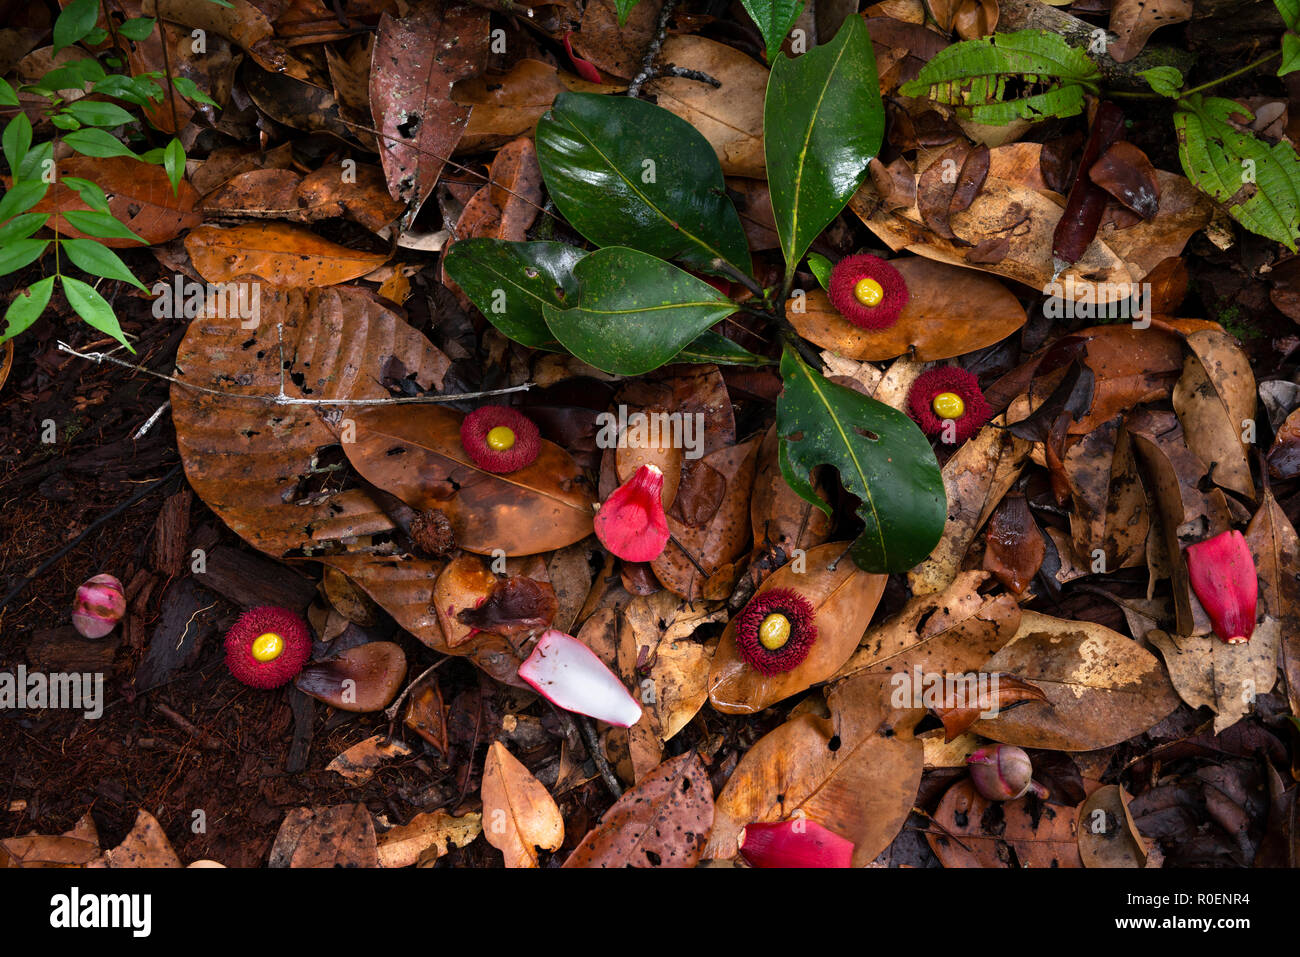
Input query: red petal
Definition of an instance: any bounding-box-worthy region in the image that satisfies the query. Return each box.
[1186,530,1258,644]
[739,819,854,868]
[563,32,603,84]
[594,465,669,562]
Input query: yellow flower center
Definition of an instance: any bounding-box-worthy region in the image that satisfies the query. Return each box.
[758,613,792,651]
[932,392,965,420]
[486,426,516,451]
[251,632,284,662]
[854,277,884,307]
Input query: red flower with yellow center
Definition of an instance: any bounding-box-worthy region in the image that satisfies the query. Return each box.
[224,606,313,689]
[907,366,991,445]
[734,587,818,675]
[827,254,908,329]
[460,406,541,473]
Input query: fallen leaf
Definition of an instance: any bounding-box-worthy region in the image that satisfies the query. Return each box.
[269,804,378,868]
[377,811,481,868]
[928,778,1082,867]
[481,741,565,867]
[184,223,388,285]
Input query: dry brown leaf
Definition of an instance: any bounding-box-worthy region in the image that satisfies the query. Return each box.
[376,811,481,868]
[929,778,1082,867]
[1247,490,1300,715]
[1108,0,1192,63]
[326,733,412,785]
[481,741,565,867]
[709,542,886,715]
[1171,328,1256,499]
[269,804,378,868]
[1078,785,1151,867]
[184,223,388,285]
[94,810,182,868]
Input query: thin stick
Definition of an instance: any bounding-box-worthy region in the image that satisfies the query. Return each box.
[627,0,680,98]
[575,713,623,798]
[58,339,533,406]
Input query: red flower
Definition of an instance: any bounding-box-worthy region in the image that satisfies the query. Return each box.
[224,606,313,689]
[907,366,991,445]
[1186,529,1258,644]
[734,587,818,675]
[827,254,908,329]
[461,406,541,474]
[739,819,854,868]
[594,464,670,562]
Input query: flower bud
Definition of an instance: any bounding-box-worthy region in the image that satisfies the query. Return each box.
[1185,529,1258,644]
[72,574,125,639]
[966,744,1048,802]
[593,464,670,563]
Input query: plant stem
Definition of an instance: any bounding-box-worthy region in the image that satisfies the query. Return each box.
[1180,49,1281,98]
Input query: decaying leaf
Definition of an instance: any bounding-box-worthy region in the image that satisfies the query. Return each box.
[481,741,565,867]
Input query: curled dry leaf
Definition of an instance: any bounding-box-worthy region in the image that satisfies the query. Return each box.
[707,673,924,868]
[30,156,201,248]
[327,734,412,785]
[1077,785,1151,867]
[1089,141,1161,219]
[1107,0,1192,63]
[564,751,713,868]
[1171,328,1257,500]
[908,417,1031,595]
[454,59,614,154]
[369,3,488,221]
[1245,490,1300,715]
[751,422,833,555]
[377,811,482,868]
[835,570,1021,680]
[0,835,100,868]
[269,804,378,868]
[787,257,1027,362]
[932,673,1047,741]
[971,610,1181,751]
[184,223,388,285]
[294,641,408,712]
[481,741,565,868]
[651,437,760,600]
[201,163,405,233]
[457,575,558,639]
[1267,406,1300,479]
[344,404,595,558]
[647,36,767,178]
[709,542,887,715]
[982,491,1044,595]
[929,778,1082,868]
[1062,416,1149,573]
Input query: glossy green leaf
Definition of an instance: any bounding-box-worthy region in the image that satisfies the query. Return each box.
[807,251,833,290]
[0,181,48,223]
[536,91,751,278]
[0,78,17,107]
[118,16,157,41]
[1276,0,1300,31]
[61,177,111,213]
[1175,95,1300,251]
[765,15,883,275]
[0,213,49,245]
[898,29,1100,125]
[1,277,55,343]
[61,100,136,127]
[163,137,185,193]
[1282,33,1300,76]
[61,238,148,290]
[777,345,945,572]
[613,0,641,24]
[61,275,132,351]
[172,76,219,107]
[0,239,50,277]
[542,247,738,376]
[18,141,52,182]
[740,0,806,61]
[62,210,145,243]
[1138,66,1184,97]
[444,238,585,349]
[63,128,138,159]
[3,114,32,177]
[53,0,100,51]
[673,331,774,366]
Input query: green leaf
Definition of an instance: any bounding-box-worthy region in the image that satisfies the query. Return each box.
[172,76,219,107]
[765,16,883,275]
[613,0,641,25]
[0,78,18,107]
[40,58,107,90]
[535,91,751,278]
[63,128,137,159]
[60,238,148,290]
[118,16,157,41]
[542,247,739,376]
[53,0,101,52]
[898,29,1100,125]
[61,176,111,213]
[3,114,32,177]
[61,275,132,351]
[673,330,774,366]
[0,181,49,224]
[0,213,49,244]
[1276,0,1300,31]
[1174,94,1300,251]
[62,210,145,243]
[776,345,945,573]
[163,137,185,193]
[1,277,55,343]
[0,239,50,277]
[92,74,161,106]
[61,100,136,127]
[1282,33,1300,76]
[740,0,806,62]
[84,27,109,45]
[51,114,82,131]
[807,251,833,290]
[17,141,53,182]
[1138,65,1184,98]
[443,238,583,349]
